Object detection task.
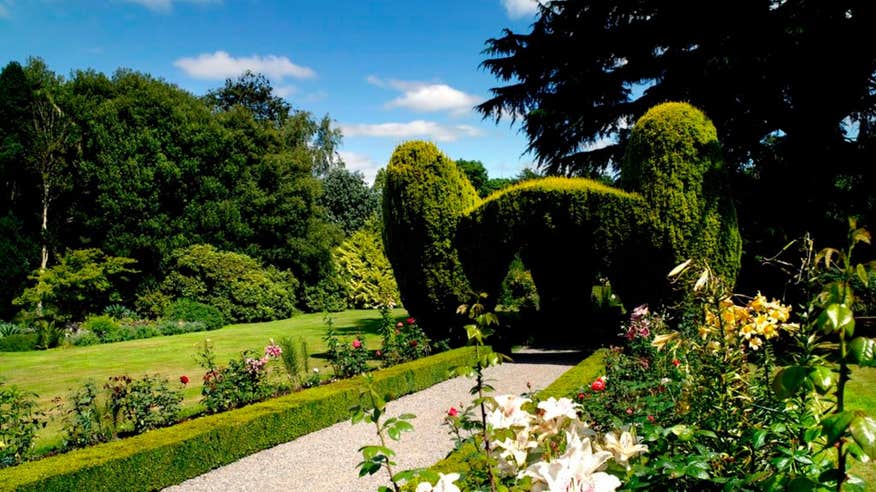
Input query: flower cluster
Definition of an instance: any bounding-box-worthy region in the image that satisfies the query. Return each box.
[481,395,646,491]
[698,293,797,351]
[622,304,652,340]
[264,341,282,358]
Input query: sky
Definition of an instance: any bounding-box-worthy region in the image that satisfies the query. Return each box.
[0,0,544,183]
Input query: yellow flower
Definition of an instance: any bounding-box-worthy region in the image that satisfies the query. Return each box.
[762,323,778,340]
[698,325,712,340]
[749,292,767,312]
[651,332,680,351]
[748,336,763,351]
[739,323,756,339]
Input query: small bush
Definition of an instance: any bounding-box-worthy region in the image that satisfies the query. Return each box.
[155,320,206,336]
[0,383,43,467]
[82,315,120,342]
[63,382,111,449]
[0,322,21,338]
[102,304,137,320]
[0,333,38,352]
[163,298,225,331]
[302,274,348,313]
[70,331,100,347]
[105,374,182,434]
[278,336,308,387]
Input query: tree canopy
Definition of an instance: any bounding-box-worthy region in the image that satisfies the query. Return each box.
[478,1,876,262]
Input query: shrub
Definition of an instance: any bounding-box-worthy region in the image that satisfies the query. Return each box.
[0,383,43,468]
[81,315,120,342]
[0,333,38,352]
[147,244,297,323]
[154,320,205,336]
[162,298,225,331]
[0,322,21,338]
[278,336,309,387]
[63,382,111,449]
[301,273,348,313]
[621,102,742,287]
[195,341,278,413]
[105,375,182,434]
[382,141,480,338]
[12,249,137,323]
[70,331,100,347]
[102,304,137,320]
[334,225,400,309]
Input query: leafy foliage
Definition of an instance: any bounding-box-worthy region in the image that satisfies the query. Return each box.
[13,248,137,323]
[147,244,297,323]
[334,225,400,309]
[162,298,225,331]
[382,141,480,338]
[0,383,43,468]
[320,167,379,235]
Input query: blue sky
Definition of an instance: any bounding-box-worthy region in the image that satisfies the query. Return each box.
[0,0,544,183]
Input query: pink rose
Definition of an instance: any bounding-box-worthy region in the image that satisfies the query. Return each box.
[590,377,606,392]
[448,407,459,417]
[352,339,362,349]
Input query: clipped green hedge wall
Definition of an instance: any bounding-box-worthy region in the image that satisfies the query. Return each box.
[0,347,483,492]
[381,141,480,338]
[457,177,658,318]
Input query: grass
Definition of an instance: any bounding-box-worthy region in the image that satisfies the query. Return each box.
[0,308,405,453]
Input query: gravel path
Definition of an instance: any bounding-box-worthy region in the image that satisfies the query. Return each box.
[165,349,581,492]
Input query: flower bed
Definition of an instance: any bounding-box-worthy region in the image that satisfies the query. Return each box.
[0,346,484,492]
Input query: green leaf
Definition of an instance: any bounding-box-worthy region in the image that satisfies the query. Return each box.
[668,424,695,441]
[842,474,868,492]
[359,445,395,459]
[848,337,876,366]
[387,426,400,441]
[787,477,819,492]
[394,420,414,433]
[849,415,876,460]
[773,366,811,399]
[817,304,855,337]
[856,263,869,287]
[821,411,855,446]
[398,413,417,420]
[807,366,837,394]
[752,429,767,449]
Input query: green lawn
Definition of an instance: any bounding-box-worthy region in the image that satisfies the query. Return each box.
[0,308,404,452]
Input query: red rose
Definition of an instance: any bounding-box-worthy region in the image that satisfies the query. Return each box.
[410,340,418,347]
[406,317,416,325]
[647,415,656,423]
[590,377,606,392]
[577,392,585,400]
[179,375,189,385]
[672,359,681,367]
[448,407,459,417]
[352,339,362,349]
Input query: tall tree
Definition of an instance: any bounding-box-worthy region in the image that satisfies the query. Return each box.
[320,167,379,235]
[478,1,876,260]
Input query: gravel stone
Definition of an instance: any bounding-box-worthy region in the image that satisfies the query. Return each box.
[165,349,581,492]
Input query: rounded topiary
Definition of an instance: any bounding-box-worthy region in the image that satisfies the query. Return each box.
[621,102,742,285]
[382,141,480,338]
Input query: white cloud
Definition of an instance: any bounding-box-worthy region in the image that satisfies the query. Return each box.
[273,85,297,98]
[174,51,315,80]
[502,0,538,19]
[368,76,482,116]
[123,0,219,13]
[338,151,381,185]
[340,120,482,142]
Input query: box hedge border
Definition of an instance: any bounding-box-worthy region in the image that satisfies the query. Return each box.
[0,346,483,492]
[403,348,607,489]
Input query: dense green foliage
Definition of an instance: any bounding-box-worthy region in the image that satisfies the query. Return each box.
[14,249,137,323]
[320,167,379,235]
[386,104,740,338]
[477,2,876,294]
[622,102,742,286]
[0,347,481,491]
[142,244,297,323]
[0,60,344,322]
[382,141,480,337]
[334,224,400,308]
[162,298,225,331]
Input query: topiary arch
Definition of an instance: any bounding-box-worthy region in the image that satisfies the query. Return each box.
[382,103,742,339]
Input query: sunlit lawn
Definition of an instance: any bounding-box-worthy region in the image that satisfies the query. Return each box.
[0,308,404,453]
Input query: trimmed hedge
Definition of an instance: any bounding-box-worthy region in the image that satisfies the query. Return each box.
[621,102,742,286]
[381,142,480,338]
[0,347,483,492]
[403,349,608,490]
[382,103,741,337]
[457,177,655,316]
